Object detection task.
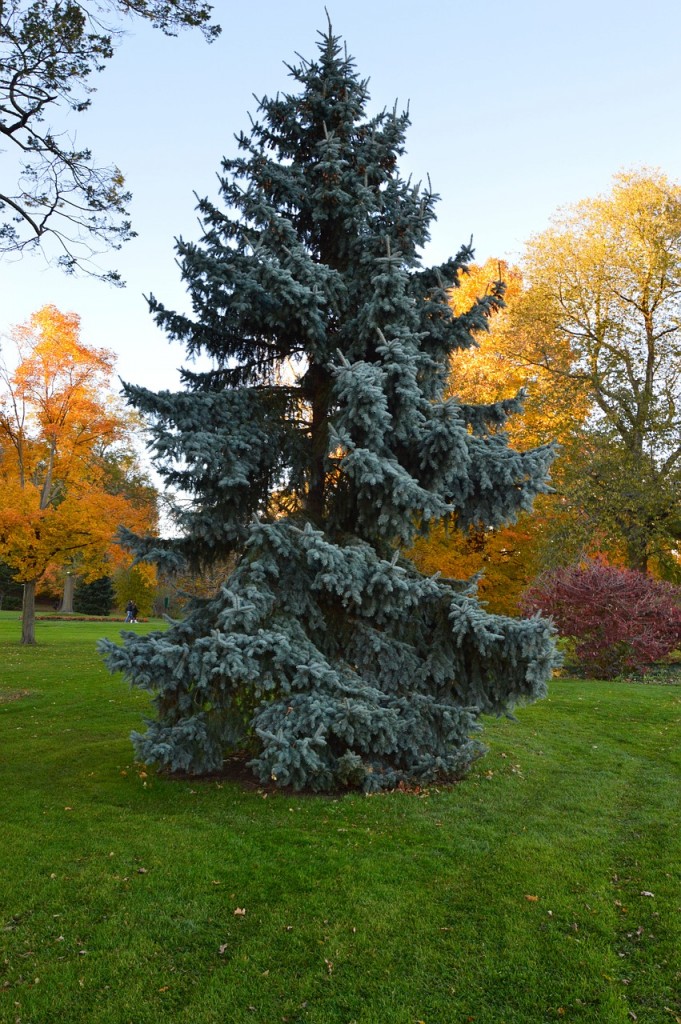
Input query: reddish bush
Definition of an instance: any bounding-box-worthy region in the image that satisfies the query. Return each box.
[521,560,681,679]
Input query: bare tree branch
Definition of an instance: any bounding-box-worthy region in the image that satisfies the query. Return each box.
[0,0,219,281]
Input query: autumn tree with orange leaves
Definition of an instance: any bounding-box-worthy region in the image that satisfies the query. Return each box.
[0,305,157,643]
[410,259,590,613]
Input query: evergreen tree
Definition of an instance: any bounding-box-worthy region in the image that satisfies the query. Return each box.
[74,576,114,616]
[100,26,558,791]
[0,560,21,610]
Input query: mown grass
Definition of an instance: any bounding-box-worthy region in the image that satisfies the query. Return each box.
[1,612,680,1024]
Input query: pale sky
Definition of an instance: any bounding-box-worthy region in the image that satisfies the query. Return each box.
[2,0,681,394]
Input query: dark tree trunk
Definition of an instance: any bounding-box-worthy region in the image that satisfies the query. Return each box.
[22,580,37,645]
[305,364,330,525]
[625,533,649,573]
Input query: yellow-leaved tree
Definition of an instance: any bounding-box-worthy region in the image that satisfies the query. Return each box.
[0,305,157,643]
[517,169,681,574]
[410,259,590,613]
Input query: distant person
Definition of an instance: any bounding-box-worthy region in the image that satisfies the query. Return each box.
[131,601,139,623]
[125,600,134,622]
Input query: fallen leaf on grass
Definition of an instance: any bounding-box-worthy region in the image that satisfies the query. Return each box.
[159,986,169,992]
[218,943,229,955]
[324,958,333,974]
[234,907,246,916]
[524,895,539,902]
[640,891,655,897]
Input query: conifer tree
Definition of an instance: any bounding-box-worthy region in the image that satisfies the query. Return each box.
[101,26,558,791]
[74,576,114,616]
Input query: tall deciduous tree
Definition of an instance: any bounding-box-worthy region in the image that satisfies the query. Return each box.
[517,170,681,572]
[0,304,157,642]
[410,260,589,613]
[55,436,159,612]
[445,260,587,452]
[101,27,558,792]
[0,0,219,280]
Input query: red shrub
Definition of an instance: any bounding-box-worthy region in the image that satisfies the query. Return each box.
[521,560,681,679]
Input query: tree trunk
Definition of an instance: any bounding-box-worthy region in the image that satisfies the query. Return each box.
[305,364,330,525]
[625,533,649,574]
[22,580,37,645]
[59,572,76,613]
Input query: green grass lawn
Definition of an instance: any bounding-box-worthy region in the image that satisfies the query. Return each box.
[1,612,680,1024]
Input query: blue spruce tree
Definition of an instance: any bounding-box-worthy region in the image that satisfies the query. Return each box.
[101,27,558,791]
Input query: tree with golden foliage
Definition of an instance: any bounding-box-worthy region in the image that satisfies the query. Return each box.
[410,259,589,613]
[0,305,157,642]
[517,170,681,573]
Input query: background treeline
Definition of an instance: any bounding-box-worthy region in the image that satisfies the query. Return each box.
[2,171,680,672]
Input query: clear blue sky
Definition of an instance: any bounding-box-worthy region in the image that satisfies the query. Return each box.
[2,0,681,392]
